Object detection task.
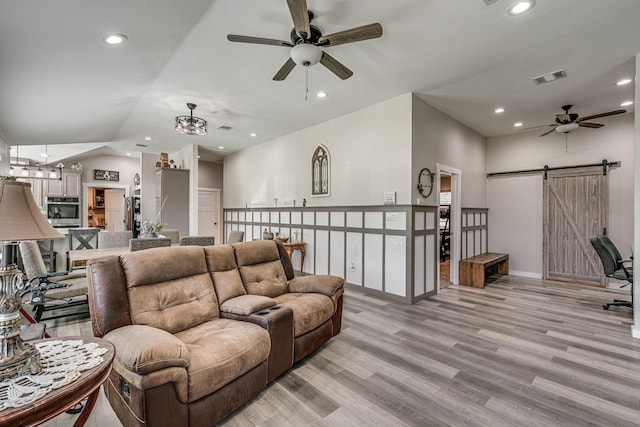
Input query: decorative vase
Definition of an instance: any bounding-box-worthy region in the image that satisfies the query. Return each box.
[141,232,158,239]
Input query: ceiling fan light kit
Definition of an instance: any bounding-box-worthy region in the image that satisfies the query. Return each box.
[290,44,322,66]
[175,103,207,136]
[555,122,579,133]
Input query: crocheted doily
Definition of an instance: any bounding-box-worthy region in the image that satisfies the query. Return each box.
[0,339,107,410]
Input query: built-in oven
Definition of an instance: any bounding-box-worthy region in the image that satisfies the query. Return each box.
[45,196,81,228]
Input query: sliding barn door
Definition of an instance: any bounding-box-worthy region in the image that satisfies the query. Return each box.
[543,166,607,286]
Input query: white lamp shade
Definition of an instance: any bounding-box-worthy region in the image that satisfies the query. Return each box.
[290,44,322,66]
[0,179,63,241]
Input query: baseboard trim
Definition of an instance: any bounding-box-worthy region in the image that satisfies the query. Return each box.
[509,270,543,279]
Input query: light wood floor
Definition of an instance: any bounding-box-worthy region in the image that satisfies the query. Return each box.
[41,275,639,427]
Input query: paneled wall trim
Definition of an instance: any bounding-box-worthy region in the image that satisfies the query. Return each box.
[461,208,489,259]
[224,205,440,304]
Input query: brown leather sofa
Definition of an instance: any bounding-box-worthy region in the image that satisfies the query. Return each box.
[86,240,344,427]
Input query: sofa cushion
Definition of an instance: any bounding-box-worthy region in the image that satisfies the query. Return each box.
[234,241,288,297]
[220,295,277,316]
[205,245,246,304]
[273,293,335,337]
[120,246,219,333]
[174,319,270,402]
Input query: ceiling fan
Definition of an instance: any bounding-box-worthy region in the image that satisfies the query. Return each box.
[226,0,383,81]
[537,104,626,137]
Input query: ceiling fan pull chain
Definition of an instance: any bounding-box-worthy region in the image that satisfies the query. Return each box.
[565,134,568,153]
[305,66,309,101]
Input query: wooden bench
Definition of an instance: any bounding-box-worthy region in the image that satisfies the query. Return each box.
[459,252,509,288]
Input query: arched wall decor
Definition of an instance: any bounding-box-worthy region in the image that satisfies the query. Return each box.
[311,145,330,196]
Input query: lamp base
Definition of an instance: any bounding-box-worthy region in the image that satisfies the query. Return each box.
[0,259,42,379]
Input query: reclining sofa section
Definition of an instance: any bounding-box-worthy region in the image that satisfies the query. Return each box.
[86,239,344,427]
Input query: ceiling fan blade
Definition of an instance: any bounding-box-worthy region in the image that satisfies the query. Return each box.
[273,58,296,81]
[579,122,604,129]
[580,109,626,122]
[539,128,557,137]
[517,124,552,132]
[227,34,293,47]
[318,23,383,47]
[286,0,310,40]
[320,52,353,80]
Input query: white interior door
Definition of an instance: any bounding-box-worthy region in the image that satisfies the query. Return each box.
[105,189,125,232]
[198,188,221,243]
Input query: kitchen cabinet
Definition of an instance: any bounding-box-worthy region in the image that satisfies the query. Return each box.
[18,178,45,210]
[155,168,189,237]
[45,170,81,197]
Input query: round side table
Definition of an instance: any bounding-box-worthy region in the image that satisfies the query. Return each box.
[0,336,115,427]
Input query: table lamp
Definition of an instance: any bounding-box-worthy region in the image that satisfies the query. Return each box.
[0,177,63,378]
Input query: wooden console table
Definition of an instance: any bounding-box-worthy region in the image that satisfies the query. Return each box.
[0,336,114,427]
[459,253,509,288]
[283,242,306,273]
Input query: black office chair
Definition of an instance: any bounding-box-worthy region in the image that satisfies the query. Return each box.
[589,235,633,310]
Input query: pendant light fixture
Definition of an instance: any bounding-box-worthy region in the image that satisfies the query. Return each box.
[175,103,207,136]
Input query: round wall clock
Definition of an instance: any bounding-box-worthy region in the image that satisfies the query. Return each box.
[417,167,434,198]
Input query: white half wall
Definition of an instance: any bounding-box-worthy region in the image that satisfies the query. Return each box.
[487,113,634,278]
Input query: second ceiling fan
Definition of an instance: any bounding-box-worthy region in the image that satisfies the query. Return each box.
[537,104,627,137]
[227,0,383,81]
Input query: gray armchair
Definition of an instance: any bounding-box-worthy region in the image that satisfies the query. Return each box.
[179,236,215,246]
[129,237,172,252]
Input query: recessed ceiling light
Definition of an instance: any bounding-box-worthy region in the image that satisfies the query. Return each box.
[514,122,523,127]
[144,136,152,141]
[317,91,328,98]
[621,100,634,107]
[494,107,505,114]
[218,146,224,150]
[40,152,48,158]
[250,133,257,137]
[126,153,131,156]
[617,78,632,86]
[508,1,535,15]
[104,33,128,45]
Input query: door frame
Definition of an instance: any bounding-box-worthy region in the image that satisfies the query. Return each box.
[436,163,462,288]
[197,187,222,241]
[82,183,130,228]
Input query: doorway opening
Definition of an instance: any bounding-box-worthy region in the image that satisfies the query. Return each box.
[83,183,129,232]
[439,173,452,287]
[437,163,462,291]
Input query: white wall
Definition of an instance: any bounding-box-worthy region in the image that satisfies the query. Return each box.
[198,160,223,189]
[77,154,140,188]
[487,113,634,278]
[0,135,9,176]
[224,94,413,208]
[411,95,488,208]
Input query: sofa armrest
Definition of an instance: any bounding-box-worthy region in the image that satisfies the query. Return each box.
[220,295,277,316]
[221,306,294,382]
[288,275,344,297]
[104,325,189,375]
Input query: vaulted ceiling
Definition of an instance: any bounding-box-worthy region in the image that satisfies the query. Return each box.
[1,0,638,164]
